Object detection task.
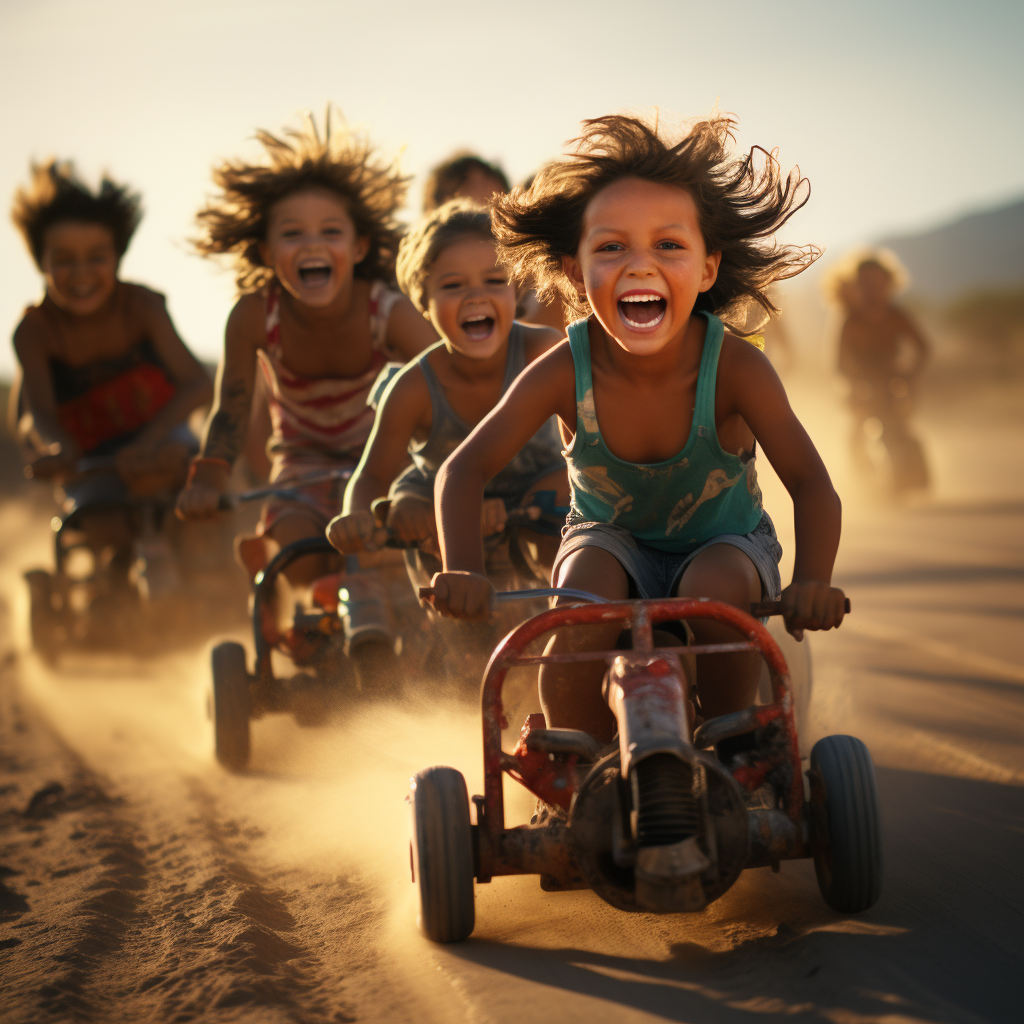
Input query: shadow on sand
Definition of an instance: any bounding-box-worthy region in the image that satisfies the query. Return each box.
[444,766,1024,1024]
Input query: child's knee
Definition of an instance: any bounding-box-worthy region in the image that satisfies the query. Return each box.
[676,544,760,605]
[554,545,629,599]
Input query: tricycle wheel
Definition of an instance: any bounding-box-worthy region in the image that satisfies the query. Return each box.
[25,570,61,665]
[409,766,474,942]
[211,642,251,771]
[809,735,882,913]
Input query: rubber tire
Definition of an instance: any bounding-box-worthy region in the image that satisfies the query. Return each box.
[809,735,882,913]
[409,766,475,942]
[26,570,60,665]
[211,642,251,771]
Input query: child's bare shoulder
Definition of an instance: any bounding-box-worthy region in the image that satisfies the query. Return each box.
[122,282,170,325]
[224,291,268,345]
[12,303,54,355]
[378,358,432,420]
[718,330,778,391]
[520,321,565,362]
[123,282,167,307]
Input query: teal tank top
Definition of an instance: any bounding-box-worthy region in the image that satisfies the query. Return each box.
[565,312,763,554]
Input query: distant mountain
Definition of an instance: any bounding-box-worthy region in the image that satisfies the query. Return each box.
[878,196,1024,301]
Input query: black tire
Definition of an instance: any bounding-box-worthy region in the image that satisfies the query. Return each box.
[409,766,475,942]
[25,570,60,665]
[809,735,882,913]
[211,642,251,771]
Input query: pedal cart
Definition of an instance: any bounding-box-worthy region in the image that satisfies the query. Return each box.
[24,454,237,661]
[409,591,881,942]
[209,502,556,771]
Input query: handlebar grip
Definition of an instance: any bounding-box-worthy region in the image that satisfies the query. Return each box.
[751,597,851,617]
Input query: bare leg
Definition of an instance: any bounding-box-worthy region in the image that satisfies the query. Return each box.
[676,544,763,719]
[539,546,629,742]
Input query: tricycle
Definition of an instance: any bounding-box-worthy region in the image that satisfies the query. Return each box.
[209,504,561,771]
[408,589,880,942]
[24,453,242,661]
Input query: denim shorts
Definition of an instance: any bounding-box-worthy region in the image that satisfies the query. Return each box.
[552,512,783,601]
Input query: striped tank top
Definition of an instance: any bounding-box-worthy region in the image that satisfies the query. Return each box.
[257,280,401,457]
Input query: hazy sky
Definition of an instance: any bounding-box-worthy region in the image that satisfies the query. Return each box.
[2,0,1022,376]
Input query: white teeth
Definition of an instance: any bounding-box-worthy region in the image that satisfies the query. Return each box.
[298,259,330,269]
[463,314,489,322]
[619,293,663,303]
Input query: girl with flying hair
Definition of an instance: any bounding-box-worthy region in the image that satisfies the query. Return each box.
[425,113,848,750]
[176,111,436,585]
[11,160,212,577]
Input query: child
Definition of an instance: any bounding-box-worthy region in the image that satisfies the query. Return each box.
[175,112,437,584]
[422,152,510,213]
[326,199,567,588]
[834,250,930,489]
[426,114,847,744]
[11,160,212,565]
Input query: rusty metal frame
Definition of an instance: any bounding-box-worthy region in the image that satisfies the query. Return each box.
[474,597,799,882]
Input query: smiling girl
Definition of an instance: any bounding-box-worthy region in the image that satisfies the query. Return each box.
[176,113,436,581]
[11,160,212,516]
[326,200,566,588]
[425,114,847,744]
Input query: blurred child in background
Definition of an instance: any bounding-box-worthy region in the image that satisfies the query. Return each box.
[832,248,930,490]
[422,150,565,331]
[327,199,567,590]
[11,160,212,578]
[422,152,509,213]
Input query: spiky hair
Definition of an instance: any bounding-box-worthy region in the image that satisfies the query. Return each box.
[492,113,819,334]
[194,109,409,292]
[11,160,141,269]
[422,151,510,213]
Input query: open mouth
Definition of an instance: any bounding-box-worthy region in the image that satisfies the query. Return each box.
[297,260,331,287]
[461,314,495,341]
[618,292,667,330]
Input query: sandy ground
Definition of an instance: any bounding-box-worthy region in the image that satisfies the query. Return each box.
[1,374,1022,1024]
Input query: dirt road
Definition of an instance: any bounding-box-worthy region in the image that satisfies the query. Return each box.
[2,379,1022,1024]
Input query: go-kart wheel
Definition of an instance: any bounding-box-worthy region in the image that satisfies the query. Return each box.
[409,766,474,942]
[809,735,882,913]
[211,642,251,771]
[25,570,61,665]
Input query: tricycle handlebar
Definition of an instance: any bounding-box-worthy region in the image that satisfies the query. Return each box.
[751,597,851,617]
[418,585,609,605]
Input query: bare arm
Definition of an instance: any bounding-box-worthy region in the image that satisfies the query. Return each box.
[11,314,77,456]
[342,368,431,514]
[898,309,930,379]
[200,297,262,465]
[175,295,261,518]
[723,339,844,634]
[384,295,439,360]
[436,342,575,575]
[131,289,213,445]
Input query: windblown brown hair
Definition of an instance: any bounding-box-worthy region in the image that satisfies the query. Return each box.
[422,151,510,213]
[396,199,494,313]
[491,114,818,333]
[11,160,142,269]
[194,110,408,292]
